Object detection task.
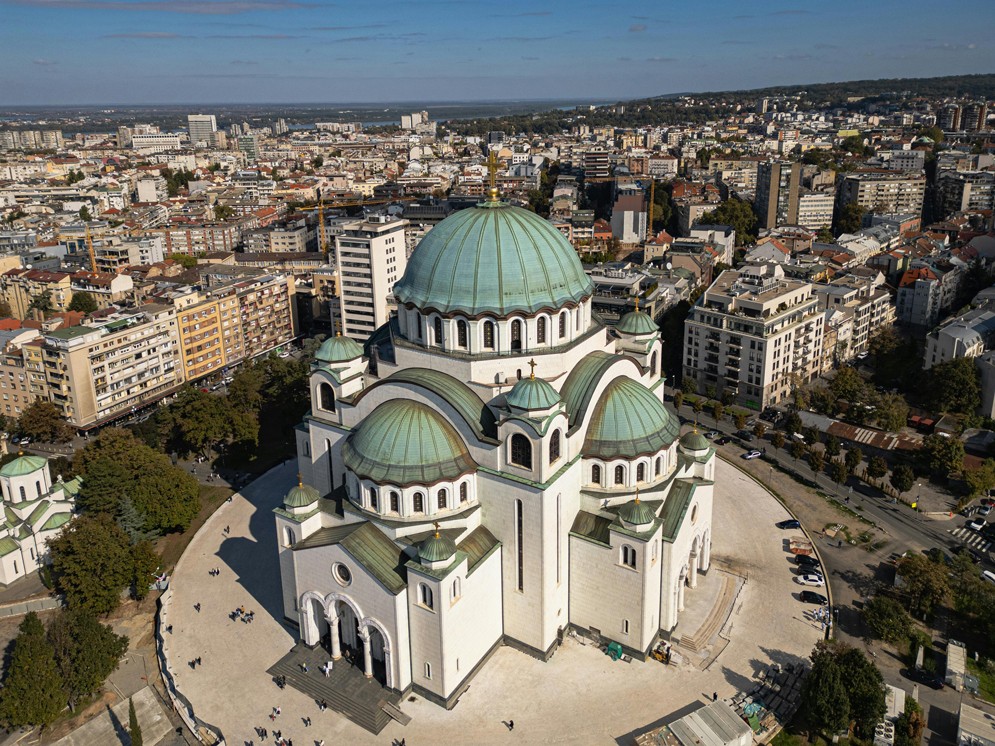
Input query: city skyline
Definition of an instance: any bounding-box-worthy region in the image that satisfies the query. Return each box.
[1,0,993,105]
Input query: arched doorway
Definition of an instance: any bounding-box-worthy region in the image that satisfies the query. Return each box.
[366,625,388,686]
[300,593,327,648]
[335,599,360,660]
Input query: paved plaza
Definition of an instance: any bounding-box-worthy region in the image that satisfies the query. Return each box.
[164,458,823,745]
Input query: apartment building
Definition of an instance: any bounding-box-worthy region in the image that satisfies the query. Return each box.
[234,274,297,358]
[131,133,182,153]
[939,171,995,215]
[839,171,926,216]
[0,328,44,419]
[924,308,995,370]
[93,236,165,273]
[812,271,894,361]
[147,220,251,255]
[171,286,244,381]
[683,264,824,410]
[0,269,73,320]
[70,271,134,310]
[334,215,407,341]
[42,306,182,429]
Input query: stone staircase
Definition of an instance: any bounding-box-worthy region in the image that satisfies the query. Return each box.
[267,644,402,735]
[680,574,736,652]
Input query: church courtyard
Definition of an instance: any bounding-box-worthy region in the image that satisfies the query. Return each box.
[163,456,824,746]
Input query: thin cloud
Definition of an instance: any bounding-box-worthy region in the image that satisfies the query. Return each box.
[646,56,677,62]
[629,24,646,33]
[229,59,259,65]
[772,9,813,15]
[207,33,303,38]
[32,58,57,65]
[104,31,186,38]
[5,0,310,14]
[313,24,387,31]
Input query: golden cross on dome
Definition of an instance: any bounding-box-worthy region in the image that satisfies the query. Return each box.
[634,486,640,504]
[528,358,537,380]
[334,319,341,337]
[486,151,499,202]
[297,472,303,487]
[433,521,441,539]
[635,294,640,312]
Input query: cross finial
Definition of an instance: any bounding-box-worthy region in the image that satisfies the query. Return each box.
[634,294,640,312]
[297,472,303,487]
[528,358,537,380]
[486,151,499,202]
[433,520,441,539]
[334,319,341,337]
[634,486,640,504]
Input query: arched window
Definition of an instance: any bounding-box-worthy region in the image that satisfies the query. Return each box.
[419,583,434,609]
[452,577,461,600]
[511,319,523,350]
[319,382,335,412]
[637,463,646,482]
[621,544,637,568]
[537,317,546,344]
[549,429,561,464]
[368,487,378,512]
[650,352,658,377]
[433,316,444,345]
[413,492,424,513]
[459,482,468,503]
[483,320,495,349]
[614,465,625,485]
[284,526,296,547]
[655,456,663,476]
[414,312,423,340]
[390,491,399,513]
[592,464,602,484]
[35,481,41,497]
[559,311,568,338]
[437,489,447,510]
[457,320,468,348]
[511,434,532,468]
[18,486,25,501]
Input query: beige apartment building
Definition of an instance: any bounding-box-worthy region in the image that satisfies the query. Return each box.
[683,265,824,410]
[0,328,43,419]
[235,273,296,357]
[42,306,183,429]
[172,286,244,382]
[839,171,927,216]
[0,269,74,320]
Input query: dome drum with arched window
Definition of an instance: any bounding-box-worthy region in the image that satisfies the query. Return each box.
[353,476,476,520]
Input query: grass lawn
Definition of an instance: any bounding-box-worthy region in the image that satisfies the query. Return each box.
[156,484,233,571]
[967,658,995,703]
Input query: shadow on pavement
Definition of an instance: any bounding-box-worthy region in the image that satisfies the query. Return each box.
[719,664,754,693]
[757,646,809,671]
[214,463,293,627]
[105,702,130,745]
[927,703,958,743]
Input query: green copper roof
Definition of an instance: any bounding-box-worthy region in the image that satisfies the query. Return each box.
[506,376,561,411]
[41,513,71,532]
[393,202,593,316]
[617,310,658,336]
[316,335,364,364]
[0,454,47,478]
[293,522,407,594]
[560,351,623,432]
[583,376,679,459]
[680,430,711,452]
[342,399,476,486]
[618,498,655,526]
[354,367,498,442]
[0,537,18,557]
[659,480,697,542]
[285,481,320,508]
[418,531,457,563]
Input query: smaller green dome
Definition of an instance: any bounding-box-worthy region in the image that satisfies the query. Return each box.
[284,479,320,508]
[619,497,655,526]
[419,530,457,563]
[584,377,679,459]
[680,430,710,452]
[617,310,658,336]
[0,454,47,478]
[506,376,561,411]
[316,335,364,364]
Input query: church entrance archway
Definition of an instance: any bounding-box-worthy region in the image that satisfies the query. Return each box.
[334,600,361,666]
[366,625,388,686]
[300,594,327,648]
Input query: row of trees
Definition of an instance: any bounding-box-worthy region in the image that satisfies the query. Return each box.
[0,610,128,727]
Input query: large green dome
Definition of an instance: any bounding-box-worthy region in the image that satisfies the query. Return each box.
[342,400,475,486]
[393,202,593,316]
[584,377,679,459]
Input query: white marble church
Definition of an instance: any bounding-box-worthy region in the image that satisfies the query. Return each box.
[276,190,715,708]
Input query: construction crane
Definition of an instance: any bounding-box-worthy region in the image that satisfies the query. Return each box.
[646,179,655,243]
[318,193,328,260]
[84,224,97,273]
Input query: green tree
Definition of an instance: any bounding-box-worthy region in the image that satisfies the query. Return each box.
[785,411,802,436]
[867,455,888,481]
[862,595,913,643]
[129,696,143,746]
[673,391,683,410]
[711,401,724,423]
[830,366,865,404]
[802,645,850,736]
[895,697,925,746]
[27,290,54,316]
[753,422,767,440]
[891,464,915,495]
[0,612,65,727]
[696,197,758,245]
[921,433,965,476]
[167,253,198,269]
[77,457,130,516]
[49,513,135,615]
[771,431,785,452]
[833,201,865,236]
[790,440,807,460]
[311,155,323,169]
[830,460,849,485]
[835,645,887,737]
[845,447,863,474]
[803,426,820,446]
[78,205,92,222]
[917,125,944,143]
[875,392,910,433]
[131,541,160,601]
[47,609,128,711]
[965,458,995,497]
[930,357,981,415]
[734,412,747,430]
[67,291,98,314]
[824,435,841,459]
[808,449,825,474]
[897,553,949,618]
[681,377,697,395]
[692,398,703,414]
[816,225,834,243]
[116,496,150,543]
[17,400,74,443]
[0,299,12,317]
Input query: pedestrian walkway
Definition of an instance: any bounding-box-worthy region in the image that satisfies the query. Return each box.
[51,686,173,746]
[948,526,992,551]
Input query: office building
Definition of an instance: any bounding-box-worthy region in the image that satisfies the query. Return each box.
[187,114,218,147]
[334,215,408,341]
[683,264,824,409]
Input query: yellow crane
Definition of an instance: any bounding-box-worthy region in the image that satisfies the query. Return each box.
[646,180,655,243]
[318,194,328,259]
[84,224,97,273]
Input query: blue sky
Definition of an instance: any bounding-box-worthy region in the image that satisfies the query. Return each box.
[1,0,992,105]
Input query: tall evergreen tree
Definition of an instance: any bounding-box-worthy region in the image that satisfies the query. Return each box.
[128,697,143,746]
[0,613,66,727]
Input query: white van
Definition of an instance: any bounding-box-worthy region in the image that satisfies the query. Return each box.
[983,570,995,585]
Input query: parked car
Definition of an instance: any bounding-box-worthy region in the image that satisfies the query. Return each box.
[715,437,731,445]
[704,430,719,439]
[19,437,30,446]
[795,555,821,569]
[799,591,828,604]
[796,574,825,587]
[969,518,987,532]
[776,519,801,530]
[746,418,757,427]
[902,668,943,690]
[742,450,762,460]
[735,430,753,441]
[979,505,992,516]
